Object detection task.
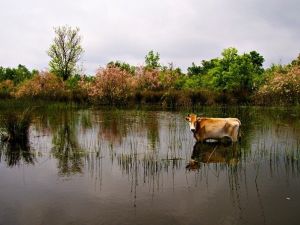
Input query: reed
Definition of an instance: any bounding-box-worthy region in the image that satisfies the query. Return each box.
[1,108,32,145]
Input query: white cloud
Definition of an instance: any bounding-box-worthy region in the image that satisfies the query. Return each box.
[0,0,299,74]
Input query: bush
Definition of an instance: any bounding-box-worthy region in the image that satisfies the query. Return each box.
[0,80,14,98]
[15,72,66,100]
[66,75,90,103]
[255,66,300,105]
[88,66,136,104]
[135,67,162,91]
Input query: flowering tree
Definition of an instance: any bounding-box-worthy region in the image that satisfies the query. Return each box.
[88,66,136,104]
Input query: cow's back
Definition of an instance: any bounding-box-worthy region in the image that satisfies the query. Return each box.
[195,117,240,142]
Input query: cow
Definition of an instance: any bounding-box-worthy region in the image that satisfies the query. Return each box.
[185,113,241,143]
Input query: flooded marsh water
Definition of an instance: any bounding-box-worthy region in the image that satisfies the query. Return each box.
[1,106,300,225]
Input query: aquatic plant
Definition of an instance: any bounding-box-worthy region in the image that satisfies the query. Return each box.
[0,108,32,145]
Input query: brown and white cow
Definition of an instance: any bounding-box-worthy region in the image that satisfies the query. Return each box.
[185,113,241,142]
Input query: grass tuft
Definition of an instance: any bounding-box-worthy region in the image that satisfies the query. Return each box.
[1,108,32,145]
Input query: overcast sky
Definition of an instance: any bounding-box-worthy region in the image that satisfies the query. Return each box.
[0,0,299,74]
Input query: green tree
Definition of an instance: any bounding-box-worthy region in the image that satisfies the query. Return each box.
[145,50,160,69]
[291,54,300,66]
[207,48,265,93]
[187,62,203,76]
[48,26,83,81]
[0,64,35,84]
[107,61,136,74]
[187,59,219,76]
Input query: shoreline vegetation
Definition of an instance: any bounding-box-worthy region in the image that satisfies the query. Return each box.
[0,26,299,107]
[0,51,299,107]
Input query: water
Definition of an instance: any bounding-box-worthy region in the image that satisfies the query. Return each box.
[1,106,300,225]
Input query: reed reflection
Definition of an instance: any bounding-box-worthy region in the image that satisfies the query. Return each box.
[0,141,35,167]
[0,109,35,167]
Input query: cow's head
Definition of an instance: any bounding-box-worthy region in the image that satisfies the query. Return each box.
[185,113,198,133]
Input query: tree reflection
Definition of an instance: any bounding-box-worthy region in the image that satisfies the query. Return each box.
[51,112,85,176]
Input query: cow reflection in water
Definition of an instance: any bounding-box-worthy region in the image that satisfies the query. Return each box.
[186,141,241,170]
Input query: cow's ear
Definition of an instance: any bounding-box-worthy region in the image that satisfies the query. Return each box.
[185,116,190,121]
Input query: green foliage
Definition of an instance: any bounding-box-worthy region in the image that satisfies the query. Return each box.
[145,50,161,69]
[205,48,265,93]
[107,61,136,74]
[187,59,219,76]
[185,48,265,95]
[48,25,83,81]
[187,62,202,76]
[174,75,202,90]
[290,54,300,66]
[0,64,35,85]
[65,74,81,89]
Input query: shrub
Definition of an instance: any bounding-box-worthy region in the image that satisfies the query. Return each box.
[15,72,66,100]
[135,67,162,91]
[66,75,90,102]
[255,66,300,105]
[88,66,136,104]
[159,69,181,90]
[0,80,14,98]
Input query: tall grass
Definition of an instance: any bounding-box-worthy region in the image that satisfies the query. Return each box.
[1,109,32,145]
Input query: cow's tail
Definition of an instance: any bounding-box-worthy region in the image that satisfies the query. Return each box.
[237,119,242,142]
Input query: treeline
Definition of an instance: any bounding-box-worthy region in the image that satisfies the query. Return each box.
[0,48,300,106]
[2,25,299,106]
